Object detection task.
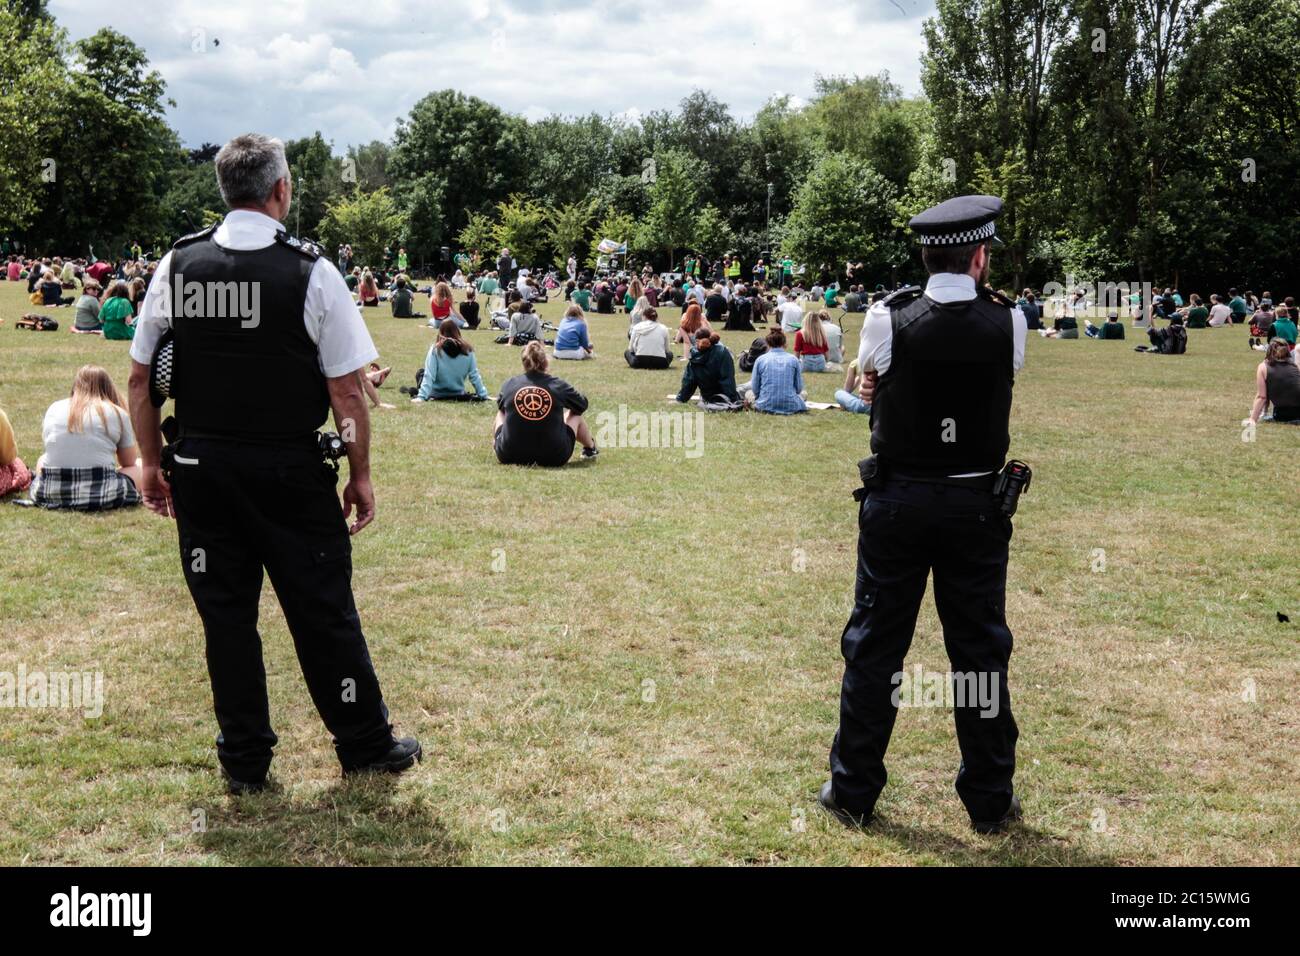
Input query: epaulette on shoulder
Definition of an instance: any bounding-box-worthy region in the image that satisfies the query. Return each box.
[978,285,1016,308]
[276,232,324,260]
[882,285,922,308]
[172,224,217,249]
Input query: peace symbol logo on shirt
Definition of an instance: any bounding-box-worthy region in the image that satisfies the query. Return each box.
[513,385,553,421]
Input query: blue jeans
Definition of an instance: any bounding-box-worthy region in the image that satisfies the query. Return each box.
[801,353,828,373]
[835,389,870,414]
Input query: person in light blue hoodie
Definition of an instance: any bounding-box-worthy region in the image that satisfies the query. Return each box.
[411,319,490,403]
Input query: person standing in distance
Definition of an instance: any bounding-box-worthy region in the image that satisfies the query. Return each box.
[819,195,1028,834]
[127,133,420,793]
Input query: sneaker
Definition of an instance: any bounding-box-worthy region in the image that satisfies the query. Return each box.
[581,445,599,460]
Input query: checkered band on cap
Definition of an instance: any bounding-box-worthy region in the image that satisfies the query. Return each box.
[916,220,997,245]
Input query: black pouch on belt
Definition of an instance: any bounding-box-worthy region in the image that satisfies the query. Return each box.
[992,459,1032,516]
[852,455,882,501]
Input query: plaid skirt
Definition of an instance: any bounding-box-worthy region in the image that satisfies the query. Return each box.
[31,466,140,511]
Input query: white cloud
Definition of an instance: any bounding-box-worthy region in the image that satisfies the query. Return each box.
[49,0,932,148]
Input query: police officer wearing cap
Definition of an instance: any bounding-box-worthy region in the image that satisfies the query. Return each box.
[126,133,420,793]
[818,195,1029,834]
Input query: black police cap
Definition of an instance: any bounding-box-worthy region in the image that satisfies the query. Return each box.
[908,194,1004,246]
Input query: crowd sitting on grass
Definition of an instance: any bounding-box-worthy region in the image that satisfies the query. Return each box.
[7,243,1300,502]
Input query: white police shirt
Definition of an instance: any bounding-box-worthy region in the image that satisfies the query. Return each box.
[857,272,1027,477]
[129,209,379,379]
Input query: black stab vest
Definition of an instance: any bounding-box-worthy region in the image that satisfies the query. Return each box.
[169,230,328,441]
[869,288,1014,475]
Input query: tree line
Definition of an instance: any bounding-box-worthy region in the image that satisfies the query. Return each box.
[1,0,1296,292]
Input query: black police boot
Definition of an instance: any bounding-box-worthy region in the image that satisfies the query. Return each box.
[222,769,268,796]
[972,794,1023,835]
[343,737,422,776]
[818,780,872,828]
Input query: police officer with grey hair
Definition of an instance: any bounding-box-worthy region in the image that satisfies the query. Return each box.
[127,133,419,793]
[819,195,1029,834]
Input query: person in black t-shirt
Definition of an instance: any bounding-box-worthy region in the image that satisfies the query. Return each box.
[704,285,727,325]
[459,288,481,329]
[494,341,598,466]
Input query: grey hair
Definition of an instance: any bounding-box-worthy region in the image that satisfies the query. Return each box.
[214,133,290,207]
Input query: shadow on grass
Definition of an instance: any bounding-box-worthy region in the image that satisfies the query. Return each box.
[199,775,468,866]
[865,815,1121,866]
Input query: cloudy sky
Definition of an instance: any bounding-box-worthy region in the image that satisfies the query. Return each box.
[50,0,935,149]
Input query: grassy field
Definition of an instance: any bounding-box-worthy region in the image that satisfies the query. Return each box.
[0,279,1296,867]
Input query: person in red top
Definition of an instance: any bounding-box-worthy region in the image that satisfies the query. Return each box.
[85,260,114,285]
[429,280,455,323]
[5,257,21,282]
[794,309,831,372]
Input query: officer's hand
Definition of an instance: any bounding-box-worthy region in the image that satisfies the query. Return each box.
[342,475,375,535]
[139,465,173,519]
[858,371,878,404]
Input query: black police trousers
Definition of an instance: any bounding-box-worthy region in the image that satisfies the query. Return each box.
[829,478,1019,823]
[169,437,396,781]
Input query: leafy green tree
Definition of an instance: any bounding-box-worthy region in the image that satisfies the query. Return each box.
[692,205,736,260]
[638,149,700,269]
[491,194,548,266]
[159,159,225,240]
[33,27,177,252]
[344,140,391,192]
[285,132,340,239]
[0,8,66,234]
[389,90,529,239]
[782,153,898,282]
[546,199,594,268]
[400,172,446,262]
[526,113,617,208]
[318,187,404,269]
[456,210,497,273]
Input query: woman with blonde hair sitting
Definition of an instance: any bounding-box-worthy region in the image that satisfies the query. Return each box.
[494,341,598,465]
[794,309,831,372]
[357,270,380,307]
[554,303,595,360]
[429,280,455,325]
[31,365,141,510]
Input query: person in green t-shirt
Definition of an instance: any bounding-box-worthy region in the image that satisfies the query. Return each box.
[397,247,408,272]
[99,283,135,340]
[1271,310,1298,345]
[1228,288,1249,323]
[1181,294,1209,328]
[570,283,592,311]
